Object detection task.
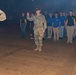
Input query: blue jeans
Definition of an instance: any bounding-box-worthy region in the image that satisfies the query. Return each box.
[20,23,26,37]
[59,26,64,38]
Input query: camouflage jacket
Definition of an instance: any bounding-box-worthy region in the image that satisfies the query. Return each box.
[27,14,47,31]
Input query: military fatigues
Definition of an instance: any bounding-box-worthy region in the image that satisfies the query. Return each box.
[27,14,47,51]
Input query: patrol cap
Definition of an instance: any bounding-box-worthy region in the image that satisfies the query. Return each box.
[35,7,41,11]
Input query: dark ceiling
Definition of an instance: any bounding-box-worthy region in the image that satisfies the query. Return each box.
[0,0,76,19]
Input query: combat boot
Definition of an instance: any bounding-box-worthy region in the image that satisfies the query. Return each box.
[38,46,42,52]
[34,45,39,51]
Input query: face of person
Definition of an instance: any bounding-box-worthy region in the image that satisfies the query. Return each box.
[60,12,63,16]
[55,13,58,17]
[36,10,41,14]
[49,13,52,18]
[63,12,66,16]
[69,11,73,16]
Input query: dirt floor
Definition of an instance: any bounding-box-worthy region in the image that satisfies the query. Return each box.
[0,26,76,75]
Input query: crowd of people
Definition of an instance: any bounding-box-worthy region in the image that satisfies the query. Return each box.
[0,9,76,52]
[20,9,76,51]
[43,10,76,43]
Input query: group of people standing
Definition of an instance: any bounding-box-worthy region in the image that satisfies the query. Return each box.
[20,9,76,51]
[0,9,76,52]
[46,10,76,44]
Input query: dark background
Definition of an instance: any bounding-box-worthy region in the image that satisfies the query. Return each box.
[0,0,76,20]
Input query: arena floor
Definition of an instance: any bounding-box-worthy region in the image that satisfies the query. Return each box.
[0,25,76,75]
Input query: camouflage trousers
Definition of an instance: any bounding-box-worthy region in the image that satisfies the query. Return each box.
[34,29,44,46]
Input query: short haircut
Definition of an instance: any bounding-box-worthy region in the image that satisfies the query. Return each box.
[70,10,73,12]
[54,11,58,14]
[60,11,63,13]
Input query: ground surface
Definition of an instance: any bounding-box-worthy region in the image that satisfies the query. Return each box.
[0,25,76,75]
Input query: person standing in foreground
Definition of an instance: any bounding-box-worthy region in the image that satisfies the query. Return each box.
[27,8,47,51]
[20,12,27,38]
[65,10,75,43]
[0,10,6,21]
[52,12,61,41]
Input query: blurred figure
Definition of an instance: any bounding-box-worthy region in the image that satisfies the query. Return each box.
[43,11,49,40]
[29,13,34,39]
[59,11,66,39]
[47,13,53,39]
[63,12,67,37]
[52,12,60,41]
[66,10,75,43]
[27,8,47,51]
[0,10,6,21]
[73,13,76,40]
[20,12,27,38]
[63,12,67,17]
[29,21,34,39]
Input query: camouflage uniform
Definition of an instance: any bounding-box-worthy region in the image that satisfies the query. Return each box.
[27,14,47,51]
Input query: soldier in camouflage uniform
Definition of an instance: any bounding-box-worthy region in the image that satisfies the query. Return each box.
[27,8,47,51]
